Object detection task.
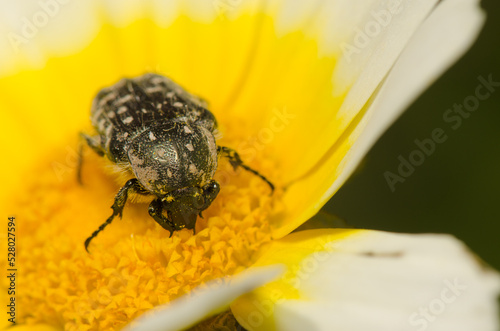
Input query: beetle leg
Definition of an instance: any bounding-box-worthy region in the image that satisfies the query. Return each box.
[197,180,220,219]
[77,142,84,184]
[84,178,147,252]
[217,146,274,193]
[77,133,105,184]
[148,198,176,237]
[201,180,220,209]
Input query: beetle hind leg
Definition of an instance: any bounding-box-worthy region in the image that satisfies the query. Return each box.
[77,133,105,185]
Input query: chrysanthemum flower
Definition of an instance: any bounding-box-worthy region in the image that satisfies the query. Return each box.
[1,0,498,331]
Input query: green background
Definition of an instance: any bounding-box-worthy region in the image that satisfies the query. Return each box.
[324,0,500,271]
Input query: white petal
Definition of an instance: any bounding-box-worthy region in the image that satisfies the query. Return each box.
[98,0,144,26]
[269,0,325,37]
[332,0,438,101]
[123,265,284,331]
[262,0,441,182]
[232,231,500,331]
[182,0,219,23]
[150,0,181,27]
[0,0,100,75]
[327,0,486,197]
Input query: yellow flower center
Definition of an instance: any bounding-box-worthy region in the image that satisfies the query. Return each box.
[10,114,283,329]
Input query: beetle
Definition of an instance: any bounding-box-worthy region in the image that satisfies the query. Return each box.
[79,73,274,251]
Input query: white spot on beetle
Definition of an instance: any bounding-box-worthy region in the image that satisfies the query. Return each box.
[105,125,113,137]
[117,106,128,114]
[167,169,173,178]
[98,119,106,131]
[185,143,194,152]
[99,92,117,105]
[183,126,193,134]
[145,86,164,94]
[166,91,175,98]
[134,166,159,189]
[92,106,105,119]
[115,94,133,105]
[188,164,198,174]
[151,76,165,84]
[149,131,156,141]
[128,152,144,166]
[123,117,134,124]
[173,102,183,108]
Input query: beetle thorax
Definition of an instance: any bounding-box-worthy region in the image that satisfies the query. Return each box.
[126,122,217,196]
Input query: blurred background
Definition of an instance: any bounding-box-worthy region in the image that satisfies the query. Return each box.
[325,0,500,271]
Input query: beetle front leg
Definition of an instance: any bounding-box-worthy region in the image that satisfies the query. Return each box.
[84,178,147,252]
[198,180,220,218]
[148,198,175,237]
[77,133,105,185]
[217,146,274,193]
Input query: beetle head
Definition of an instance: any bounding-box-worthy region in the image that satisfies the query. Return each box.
[162,180,220,229]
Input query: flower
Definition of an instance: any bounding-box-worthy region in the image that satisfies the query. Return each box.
[0,0,498,331]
